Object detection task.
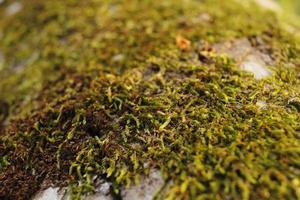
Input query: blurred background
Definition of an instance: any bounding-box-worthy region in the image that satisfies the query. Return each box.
[277,0,300,24]
[273,0,300,30]
[277,0,300,15]
[254,0,300,33]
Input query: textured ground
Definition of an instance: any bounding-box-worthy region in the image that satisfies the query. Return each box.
[0,0,299,200]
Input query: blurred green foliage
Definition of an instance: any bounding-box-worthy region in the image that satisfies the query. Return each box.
[276,0,300,27]
[277,0,300,15]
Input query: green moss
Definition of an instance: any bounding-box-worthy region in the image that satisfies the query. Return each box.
[0,0,299,200]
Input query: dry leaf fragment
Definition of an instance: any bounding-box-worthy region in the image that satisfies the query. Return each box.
[176,35,191,51]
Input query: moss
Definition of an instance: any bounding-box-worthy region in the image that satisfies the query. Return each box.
[0,0,300,200]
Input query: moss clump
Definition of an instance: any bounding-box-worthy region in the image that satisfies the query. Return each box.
[0,0,300,200]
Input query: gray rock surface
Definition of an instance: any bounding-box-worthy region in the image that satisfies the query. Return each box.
[33,187,67,200]
[121,169,164,200]
[83,178,113,200]
[33,169,164,200]
[213,38,273,79]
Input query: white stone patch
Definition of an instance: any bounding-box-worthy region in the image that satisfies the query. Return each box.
[111,54,125,63]
[213,38,273,80]
[121,169,164,200]
[254,0,281,12]
[84,192,112,200]
[84,178,113,200]
[0,0,4,5]
[34,179,113,200]
[95,181,110,194]
[33,187,67,200]
[33,171,163,200]
[241,60,271,79]
[5,2,22,16]
[256,100,267,109]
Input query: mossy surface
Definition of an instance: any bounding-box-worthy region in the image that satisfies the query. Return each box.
[0,0,299,200]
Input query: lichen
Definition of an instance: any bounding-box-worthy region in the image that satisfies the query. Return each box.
[0,0,299,200]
